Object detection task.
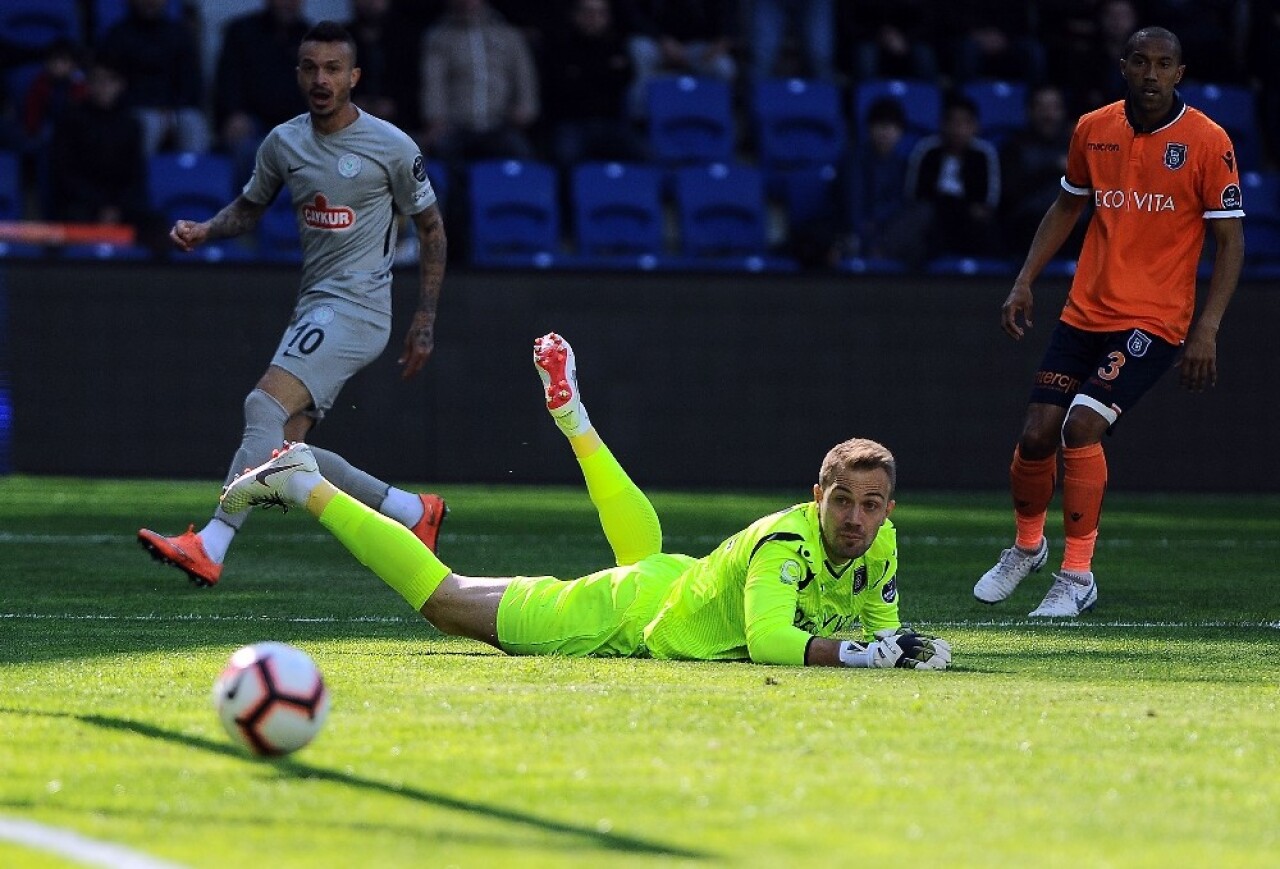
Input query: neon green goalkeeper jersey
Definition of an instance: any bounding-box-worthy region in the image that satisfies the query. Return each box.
[643,502,901,665]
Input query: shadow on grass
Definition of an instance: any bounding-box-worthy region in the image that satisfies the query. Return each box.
[1,708,709,861]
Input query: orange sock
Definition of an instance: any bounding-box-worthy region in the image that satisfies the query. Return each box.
[1061,443,1107,573]
[1010,446,1056,550]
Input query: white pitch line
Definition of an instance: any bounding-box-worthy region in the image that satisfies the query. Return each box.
[0,816,189,869]
[1,613,1276,630]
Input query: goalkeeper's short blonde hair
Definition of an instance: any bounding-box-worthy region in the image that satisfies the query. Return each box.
[818,438,896,495]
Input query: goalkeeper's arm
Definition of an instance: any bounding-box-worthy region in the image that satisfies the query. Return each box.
[803,629,952,670]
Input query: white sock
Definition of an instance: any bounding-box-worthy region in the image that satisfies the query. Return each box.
[283,470,325,506]
[198,518,237,563]
[379,486,424,528]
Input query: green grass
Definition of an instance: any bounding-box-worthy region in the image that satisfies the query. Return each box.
[1,476,1277,868]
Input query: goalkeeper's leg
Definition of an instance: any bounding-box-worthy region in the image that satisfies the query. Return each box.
[534,332,662,565]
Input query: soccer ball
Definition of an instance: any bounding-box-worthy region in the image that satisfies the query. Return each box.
[212,641,330,757]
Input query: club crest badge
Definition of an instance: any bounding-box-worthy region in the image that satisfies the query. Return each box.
[1163,142,1188,170]
[338,153,362,178]
[779,560,801,585]
[1127,329,1152,357]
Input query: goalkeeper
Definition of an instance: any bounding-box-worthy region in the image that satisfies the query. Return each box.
[221,333,952,671]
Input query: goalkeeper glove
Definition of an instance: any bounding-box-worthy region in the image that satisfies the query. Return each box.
[874,628,952,670]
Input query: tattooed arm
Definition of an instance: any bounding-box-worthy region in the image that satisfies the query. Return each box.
[398,202,448,380]
[170,196,269,252]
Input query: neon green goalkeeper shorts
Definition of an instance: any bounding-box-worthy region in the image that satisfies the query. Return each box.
[495,553,696,657]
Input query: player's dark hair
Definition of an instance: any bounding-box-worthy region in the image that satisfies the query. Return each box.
[943,92,980,121]
[1124,27,1182,63]
[866,97,907,129]
[301,20,358,64]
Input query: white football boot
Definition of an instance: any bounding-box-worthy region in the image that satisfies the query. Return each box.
[220,442,320,514]
[973,537,1049,604]
[1028,570,1098,617]
[533,332,591,437]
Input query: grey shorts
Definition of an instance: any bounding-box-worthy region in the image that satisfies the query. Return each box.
[270,294,390,416]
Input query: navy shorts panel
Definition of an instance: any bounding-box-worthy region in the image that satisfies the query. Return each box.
[1029,322,1178,418]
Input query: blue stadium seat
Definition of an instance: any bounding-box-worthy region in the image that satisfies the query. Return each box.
[1241,170,1280,262]
[853,79,941,147]
[570,161,665,259]
[60,243,153,261]
[752,77,846,169]
[94,0,182,36]
[468,159,560,266]
[149,152,234,225]
[1180,82,1261,170]
[962,80,1027,145]
[425,159,448,211]
[0,151,21,221]
[925,256,1015,276]
[771,163,840,226]
[257,190,302,263]
[673,162,775,263]
[0,0,82,50]
[648,76,735,164]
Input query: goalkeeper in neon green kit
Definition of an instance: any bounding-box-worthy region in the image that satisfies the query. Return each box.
[220,333,952,670]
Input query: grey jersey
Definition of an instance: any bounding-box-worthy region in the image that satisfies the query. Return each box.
[243,110,436,313]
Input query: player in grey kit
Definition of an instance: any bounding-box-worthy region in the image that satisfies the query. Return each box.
[139,21,448,587]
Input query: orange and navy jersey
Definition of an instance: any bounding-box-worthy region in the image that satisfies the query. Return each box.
[1059,95,1243,344]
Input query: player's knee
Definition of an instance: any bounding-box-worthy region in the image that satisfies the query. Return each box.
[243,388,289,430]
[1061,406,1108,448]
[1017,428,1058,460]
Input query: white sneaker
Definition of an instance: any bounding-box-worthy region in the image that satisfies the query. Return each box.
[533,332,591,437]
[220,442,319,514]
[973,538,1048,604]
[1028,571,1098,617]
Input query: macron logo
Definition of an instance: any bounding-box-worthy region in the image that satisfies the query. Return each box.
[303,194,355,230]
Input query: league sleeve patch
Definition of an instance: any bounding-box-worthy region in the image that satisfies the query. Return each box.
[779,560,801,585]
[852,565,867,594]
[412,154,427,183]
[1221,183,1242,210]
[880,577,898,603]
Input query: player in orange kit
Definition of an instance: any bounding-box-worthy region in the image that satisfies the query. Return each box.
[973,26,1245,616]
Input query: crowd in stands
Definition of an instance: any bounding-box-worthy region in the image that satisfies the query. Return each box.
[0,0,1276,271]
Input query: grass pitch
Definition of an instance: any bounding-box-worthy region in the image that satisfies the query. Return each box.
[1,476,1277,868]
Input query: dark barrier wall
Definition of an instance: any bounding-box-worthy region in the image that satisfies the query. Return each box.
[5,262,1278,492]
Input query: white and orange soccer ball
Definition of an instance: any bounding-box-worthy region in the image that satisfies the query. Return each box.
[212,642,329,756]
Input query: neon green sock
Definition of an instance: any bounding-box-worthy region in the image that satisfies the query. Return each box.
[577,443,662,565]
[318,491,451,610]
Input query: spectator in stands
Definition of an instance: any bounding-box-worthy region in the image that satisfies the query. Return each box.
[1044,0,1135,116]
[941,1,1046,85]
[842,96,914,261]
[98,0,211,155]
[419,0,539,162]
[999,84,1079,258]
[345,0,404,125]
[620,0,738,118]
[214,0,310,185]
[840,0,939,82]
[20,38,87,146]
[50,59,163,244]
[750,0,836,82]
[1247,0,1280,168]
[540,0,649,168]
[903,92,1001,259]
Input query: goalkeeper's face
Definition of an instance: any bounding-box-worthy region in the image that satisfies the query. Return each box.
[813,468,895,563]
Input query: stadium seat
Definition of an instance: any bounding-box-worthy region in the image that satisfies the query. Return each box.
[1241,170,1280,262]
[673,162,786,267]
[94,0,182,36]
[0,0,82,51]
[425,159,448,210]
[570,161,665,259]
[60,242,153,261]
[648,76,735,164]
[770,163,840,226]
[0,151,21,221]
[257,190,302,263]
[924,256,1015,276]
[852,79,941,147]
[1180,82,1262,171]
[149,152,234,225]
[752,78,847,169]
[962,80,1027,145]
[468,159,560,266]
